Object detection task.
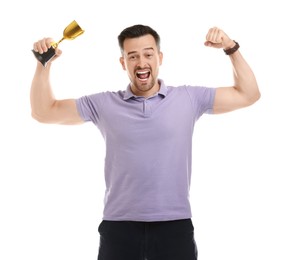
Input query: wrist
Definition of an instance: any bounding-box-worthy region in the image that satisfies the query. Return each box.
[223,40,236,50]
[223,40,240,55]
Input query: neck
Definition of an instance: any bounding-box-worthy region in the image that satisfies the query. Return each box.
[130,81,160,98]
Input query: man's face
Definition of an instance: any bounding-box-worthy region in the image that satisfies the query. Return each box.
[119,34,163,97]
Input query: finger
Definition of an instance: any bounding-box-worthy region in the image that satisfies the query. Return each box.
[204,41,212,47]
[33,38,54,54]
[33,42,39,53]
[211,27,221,43]
[54,48,62,56]
[213,28,222,43]
[206,27,222,43]
[205,28,213,42]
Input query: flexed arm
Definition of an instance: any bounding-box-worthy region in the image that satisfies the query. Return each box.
[205,27,261,114]
[30,38,83,124]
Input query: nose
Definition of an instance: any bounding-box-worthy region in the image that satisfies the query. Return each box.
[138,56,147,67]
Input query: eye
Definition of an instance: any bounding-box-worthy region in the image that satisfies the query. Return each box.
[145,52,154,59]
[128,55,136,60]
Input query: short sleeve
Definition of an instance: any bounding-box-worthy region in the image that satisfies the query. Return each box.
[185,86,216,116]
[76,94,103,125]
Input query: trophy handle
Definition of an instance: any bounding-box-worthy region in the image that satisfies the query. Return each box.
[32,47,56,67]
[52,38,64,49]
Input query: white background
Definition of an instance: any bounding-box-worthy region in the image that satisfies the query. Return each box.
[0,0,289,259]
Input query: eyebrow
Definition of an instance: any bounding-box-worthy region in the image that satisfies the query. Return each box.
[127,47,154,56]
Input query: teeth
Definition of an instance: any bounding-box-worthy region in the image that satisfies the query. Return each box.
[139,78,147,82]
[137,71,149,74]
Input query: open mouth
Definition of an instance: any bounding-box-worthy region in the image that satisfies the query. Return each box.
[136,70,150,81]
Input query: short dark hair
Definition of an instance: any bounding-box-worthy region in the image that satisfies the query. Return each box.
[118,24,161,52]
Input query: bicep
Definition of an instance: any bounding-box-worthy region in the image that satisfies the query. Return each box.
[50,99,84,125]
[213,86,250,114]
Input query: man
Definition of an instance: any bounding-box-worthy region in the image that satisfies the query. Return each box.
[31,24,260,260]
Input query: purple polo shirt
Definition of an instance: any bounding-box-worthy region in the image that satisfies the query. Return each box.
[76,79,216,221]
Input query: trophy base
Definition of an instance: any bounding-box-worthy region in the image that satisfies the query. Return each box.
[32,47,56,67]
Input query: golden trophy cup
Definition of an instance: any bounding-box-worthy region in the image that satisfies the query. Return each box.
[32,20,84,67]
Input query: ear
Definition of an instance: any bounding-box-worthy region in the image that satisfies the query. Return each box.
[119,57,126,70]
[159,51,163,66]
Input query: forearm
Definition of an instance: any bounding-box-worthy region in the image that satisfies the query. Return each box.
[229,50,260,105]
[30,62,56,121]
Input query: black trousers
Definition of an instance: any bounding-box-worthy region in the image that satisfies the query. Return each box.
[97,218,198,260]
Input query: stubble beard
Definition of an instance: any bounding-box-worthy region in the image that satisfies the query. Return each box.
[132,76,156,94]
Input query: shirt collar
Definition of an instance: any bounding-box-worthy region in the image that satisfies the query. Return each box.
[123,79,168,100]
